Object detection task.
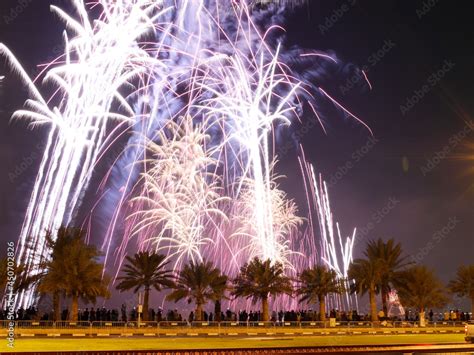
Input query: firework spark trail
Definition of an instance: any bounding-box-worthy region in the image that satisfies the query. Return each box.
[193,46,303,268]
[2,0,172,307]
[307,162,358,311]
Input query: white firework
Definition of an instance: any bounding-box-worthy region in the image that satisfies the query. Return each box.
[129,116,228,270]
[231,172,303,270]
[1,0,171,307]
[309,163,358,311]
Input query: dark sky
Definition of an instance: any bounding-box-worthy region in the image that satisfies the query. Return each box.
[0,1,473,310]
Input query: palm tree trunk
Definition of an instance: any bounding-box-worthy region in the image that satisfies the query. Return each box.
[143,288,149,321]
[70,293,79,322]
[369,284,378,322]
[318,295,326,322]
[419,308,425,327]
[262,296,269,322]
[214,300,221,322]
[381,288,388,317]
[195,303,203,321]
[53,292,61,322]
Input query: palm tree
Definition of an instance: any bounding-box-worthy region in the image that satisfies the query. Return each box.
[116,251,174,321]
[61,232,110,321]
[395,265,447,326]
[65,255,110,322]
[36,227,79,321]
[210,273,228,322]
[167,260,226,321]
[37,268,64,322]
[448,264,474,314]
[232,257,292,322]
[365,238,410,316]
[1,231,72,301]
[36,227,110,321]
[348,258,381,321]
[297,265,344,321]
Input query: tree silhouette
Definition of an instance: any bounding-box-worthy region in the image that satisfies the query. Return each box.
[365,238,410,316]
[298,265,344,321]
[167,260,226,321]
[448,264,474,314]
[37,227,110,321]
[396,265,447,325]
[116,251,174,321]
[348,258,382,321]
[232,257,292,322]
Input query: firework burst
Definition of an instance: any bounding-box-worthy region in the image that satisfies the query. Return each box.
[230,172,303,270]
[2,0,372,310]
[128,116,228,270]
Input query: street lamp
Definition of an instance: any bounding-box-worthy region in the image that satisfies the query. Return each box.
[138,292,142,327]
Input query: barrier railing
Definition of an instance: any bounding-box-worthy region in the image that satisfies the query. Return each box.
[91,321,126,329]
[430,321,465,327]
[15,320,54,328]
[157,321,188,328]
[126,321,159,328]
[1,320,467,329]
[0,320,11,328]
[54,321,91,329]
[347,321,373,328]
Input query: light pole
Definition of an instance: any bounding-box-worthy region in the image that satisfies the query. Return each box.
[138,292,142,327]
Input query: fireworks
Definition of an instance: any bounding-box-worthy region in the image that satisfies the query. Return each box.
[2,0,171,307]
[310,165,358,311]
[3,0,371,309]
[102,0,316,276]
[128,116,228,270]
[231,173,303,270]
[297,159,358,311]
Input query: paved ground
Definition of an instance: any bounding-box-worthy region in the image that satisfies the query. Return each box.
[3,333,469,352]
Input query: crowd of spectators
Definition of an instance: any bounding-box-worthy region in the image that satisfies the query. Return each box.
[0,306,38,321]
[1,306,471,324]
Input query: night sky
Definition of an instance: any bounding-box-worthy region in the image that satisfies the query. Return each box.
[0,1,473,310]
